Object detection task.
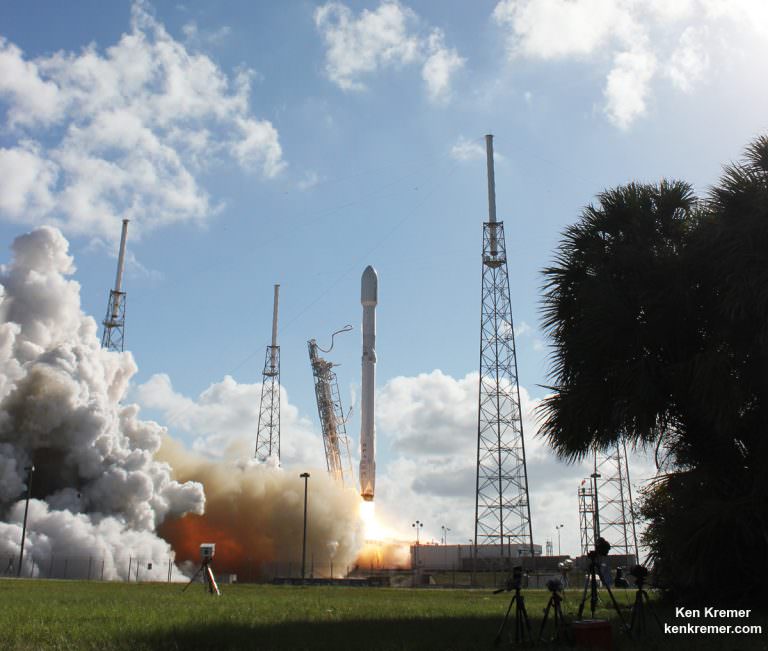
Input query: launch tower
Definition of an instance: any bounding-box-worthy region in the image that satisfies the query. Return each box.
[308,327,354,485]
[578,443,638,560]
[255,285,281,463]
[101,219,130,352]
[474,135,534,555]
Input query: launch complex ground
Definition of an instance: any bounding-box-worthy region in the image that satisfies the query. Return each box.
[2,578,766,651]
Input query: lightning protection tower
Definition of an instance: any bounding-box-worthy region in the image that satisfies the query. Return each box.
[474,135,534,557]
[255,285,281,463]
[101,219,130,352]
[578,443,639,561]
[308,326,354,485]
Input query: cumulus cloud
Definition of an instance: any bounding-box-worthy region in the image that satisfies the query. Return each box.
[314,1,464,102]
[0,1,285,241]
[450,136,506,162]
[492,0,768,129]
[134,373,325,467]
[375,369,655,557]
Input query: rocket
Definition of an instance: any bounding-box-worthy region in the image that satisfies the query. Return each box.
[359,265,378,501]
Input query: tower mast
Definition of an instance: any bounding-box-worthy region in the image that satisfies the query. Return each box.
[255,284,281,462]
[101,219,129,352]
[474,135,534,557]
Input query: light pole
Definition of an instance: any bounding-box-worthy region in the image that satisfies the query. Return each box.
[441,525,451,545]
[300,472,310,580]
[412,520,423,545]
[412,520,423,571]
[591,471,602,541]
[555,524,565,556]
[18,464,35,578]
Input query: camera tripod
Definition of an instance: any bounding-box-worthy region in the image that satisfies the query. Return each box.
[493,578,532,646]
[538,585,567,643]
[577,553,628,633]
[182,559,221,596]
[629,574,662,635]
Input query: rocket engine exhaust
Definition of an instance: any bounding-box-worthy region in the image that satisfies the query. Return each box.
[359,266,378,502]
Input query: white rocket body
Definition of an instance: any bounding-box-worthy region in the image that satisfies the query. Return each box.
[359,265,378,501]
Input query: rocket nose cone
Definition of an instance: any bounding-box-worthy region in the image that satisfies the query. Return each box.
[361,265,378,305]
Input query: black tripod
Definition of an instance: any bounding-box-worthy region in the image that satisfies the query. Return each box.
[538,581,567,643]
[577,549,628,633]
[493,568,532,646]
[182,559,221,596]
[629,569,662,635]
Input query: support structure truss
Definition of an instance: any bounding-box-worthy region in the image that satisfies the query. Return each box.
[101,290,126,352]
[474,221,534,555]
[309,340,354,485]
[255,345,280,463]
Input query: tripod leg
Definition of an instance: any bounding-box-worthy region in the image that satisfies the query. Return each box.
[494,595,515,646]
[577,575,590,618]
[518,596,532,641]
[643,590,663,631]
[603,582,630,633]
[538,598,553,641]
[182,565,203,592]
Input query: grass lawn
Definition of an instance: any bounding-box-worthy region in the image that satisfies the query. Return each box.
[1,579,765,650]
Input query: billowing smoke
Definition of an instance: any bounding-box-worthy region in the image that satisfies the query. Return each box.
[0,226,204,579]
[0,226,366,581]
[157,437,365,579]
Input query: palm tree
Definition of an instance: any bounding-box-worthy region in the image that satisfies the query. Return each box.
[539,137,768,604]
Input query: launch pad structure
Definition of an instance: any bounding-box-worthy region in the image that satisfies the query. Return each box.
[255,284,281,463]
[578,443,639,562]
[308,327,354,485]
[101,219,129,352]
[474,135,534,558]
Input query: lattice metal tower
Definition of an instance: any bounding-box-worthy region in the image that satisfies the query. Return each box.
[308,326,354,485]
[474,135,534,555]
[101,219,130,352]
[594,443,639,561]
[578,477,597,556]
[255,285,281,463]
[578,443,639,560]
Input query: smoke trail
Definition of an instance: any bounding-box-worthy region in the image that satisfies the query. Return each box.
[0,227,204,579]
[157,436,364,579]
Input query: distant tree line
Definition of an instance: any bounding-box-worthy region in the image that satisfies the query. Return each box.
[540,135,768,605]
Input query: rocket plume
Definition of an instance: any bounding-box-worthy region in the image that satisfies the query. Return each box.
[157,437,364,578]
[0,227,204,579]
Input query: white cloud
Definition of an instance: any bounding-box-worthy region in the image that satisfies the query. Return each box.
[134,373,324,468]
[374,369,657,557]
[492,0,636,60]
[314,1,463,102]
[450,136,505,162]
[603,48,657,130]
[666,26,710,92]
[297,170,322,191]
[421,30,465,102]
[492,0,768,129]
[0,1,285,241]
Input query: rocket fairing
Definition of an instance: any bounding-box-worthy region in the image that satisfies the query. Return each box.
[359,265,378,502]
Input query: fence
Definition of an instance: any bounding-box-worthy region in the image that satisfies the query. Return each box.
[2,554,178,582]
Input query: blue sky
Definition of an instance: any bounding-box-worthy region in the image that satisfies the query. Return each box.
[1,0,766,556]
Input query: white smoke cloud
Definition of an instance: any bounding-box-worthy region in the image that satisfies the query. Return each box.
[0,226,205,579]
[0,1,285,241]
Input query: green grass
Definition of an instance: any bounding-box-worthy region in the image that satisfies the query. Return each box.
[0,579,765,650]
